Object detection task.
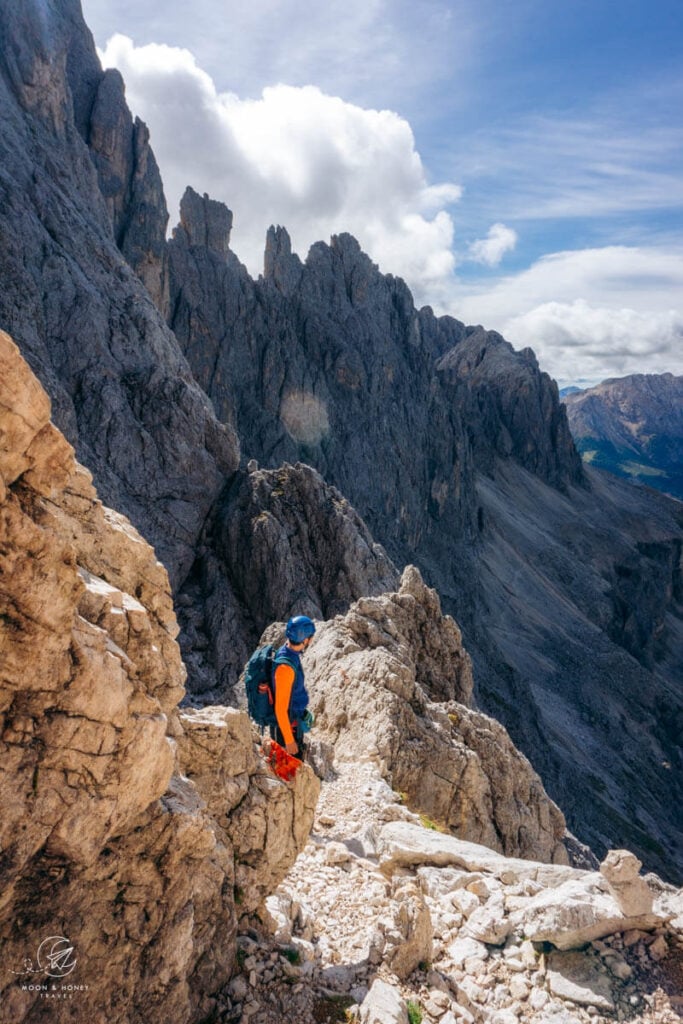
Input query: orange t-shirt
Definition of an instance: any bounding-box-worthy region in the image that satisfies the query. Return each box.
[274,663,296,745]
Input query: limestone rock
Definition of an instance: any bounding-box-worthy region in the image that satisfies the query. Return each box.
[437,328,583,490]
[88,67,170,312]
[359,979,409,1024]
[176,185,233,256]
[304,577,567,863]
[509,873,666,949]
[462,894,511,945]
[325,842,353,865]
[446,936,489,965]
[262,893,294,943]
[175,705,257,815]
[264,224,304,296]
[600,849,654,916]
[546,951,615,1011]
[383,884,433,979]
[0,338,316,1022]
[377,822,579,884]
[227,764,320,914]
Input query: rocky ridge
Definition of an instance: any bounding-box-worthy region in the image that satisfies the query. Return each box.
[0,331,318,1023]
[300,569,567,864]
[223,758,683,1024]
[215,572,682,1024]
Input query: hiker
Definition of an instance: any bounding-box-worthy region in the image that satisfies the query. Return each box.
[271,615,316,756]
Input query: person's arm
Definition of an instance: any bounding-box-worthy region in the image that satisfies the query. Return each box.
[274,663,296,752]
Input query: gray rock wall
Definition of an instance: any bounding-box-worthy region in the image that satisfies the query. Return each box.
[0,0,238,587]
[165,190,683,881]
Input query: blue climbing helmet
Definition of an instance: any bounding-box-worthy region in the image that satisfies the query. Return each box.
[285,615,316,644]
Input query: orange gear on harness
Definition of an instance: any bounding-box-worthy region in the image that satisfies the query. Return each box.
[263,738,302,782]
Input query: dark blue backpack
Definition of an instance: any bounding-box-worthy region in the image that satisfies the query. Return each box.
[244,644,276,728]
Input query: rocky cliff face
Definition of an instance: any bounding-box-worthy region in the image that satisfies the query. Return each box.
[436,327,584,489]
[169,218,476,564]
[178,460,400,701]
[166,193,683,882]
[471,460,683,869]
[0,0,238,587]
[564,374,683,500]
[303,566,568,864]
[0,331,319,1023]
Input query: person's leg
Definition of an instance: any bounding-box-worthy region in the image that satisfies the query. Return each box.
[270,722,285,746]
[293,721,305,758]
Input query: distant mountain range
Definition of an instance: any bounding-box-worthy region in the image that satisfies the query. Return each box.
[563,374,683,501]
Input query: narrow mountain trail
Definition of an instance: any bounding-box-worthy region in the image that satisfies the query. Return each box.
[220,755,683,1024]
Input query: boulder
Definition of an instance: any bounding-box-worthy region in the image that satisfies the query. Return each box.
[383,883,433,980]
[462,894,511,945]
[546,951,615,1011]
[376,822,579,883]
[359,979,409,1024]
[509,873,666,949]
[600,849,654,916]
[445,937,489,966]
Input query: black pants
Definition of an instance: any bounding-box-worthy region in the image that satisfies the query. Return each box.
[270,719,305,755]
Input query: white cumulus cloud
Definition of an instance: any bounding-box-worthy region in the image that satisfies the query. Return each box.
[452,246,683,383]
[467,222,517,266]
[99,34,462,291]
[505,300,683,385]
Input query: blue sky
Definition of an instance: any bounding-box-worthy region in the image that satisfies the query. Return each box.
[81,0,683,386]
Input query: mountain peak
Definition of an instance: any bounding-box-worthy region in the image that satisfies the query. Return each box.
[176,185,233,256]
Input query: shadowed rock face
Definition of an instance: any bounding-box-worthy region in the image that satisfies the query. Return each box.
[564,373,683,500]
[169,223,477,565]
[436,327,584,489]
[470,460,683,875]
[166,203,683,881]
[177,461,400,702]
[0,0,239,587]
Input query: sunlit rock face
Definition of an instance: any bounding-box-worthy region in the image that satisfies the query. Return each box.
[305,566,569,865]
[0,331,319,1023]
